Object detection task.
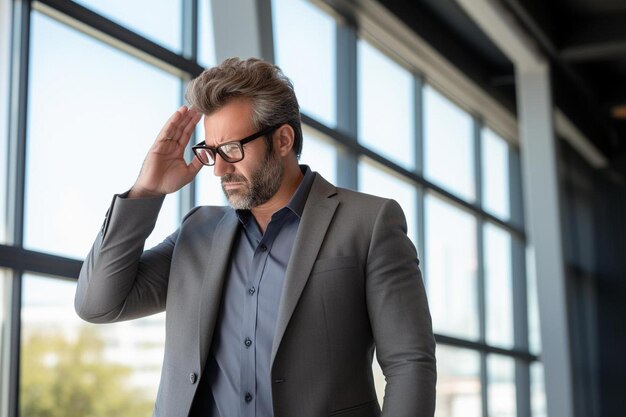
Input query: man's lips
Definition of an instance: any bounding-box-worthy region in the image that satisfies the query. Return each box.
[223,182,243,190]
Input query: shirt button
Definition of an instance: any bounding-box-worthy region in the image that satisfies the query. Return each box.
[248,287,256,295]
[189,373,197,384]
[259,244,267,252]
[245,392,253,403]
[244,338,252,347]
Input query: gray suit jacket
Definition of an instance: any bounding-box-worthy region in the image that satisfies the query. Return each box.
[75,173,436,417]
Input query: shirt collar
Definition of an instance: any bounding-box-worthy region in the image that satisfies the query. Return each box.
[285,165,314,218]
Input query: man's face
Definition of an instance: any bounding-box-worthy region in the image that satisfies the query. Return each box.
[203,98,284,209]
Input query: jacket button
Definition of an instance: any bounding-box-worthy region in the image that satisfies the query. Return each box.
[189,373,197,384]
[244,338,252,348]
[245,392,253,402]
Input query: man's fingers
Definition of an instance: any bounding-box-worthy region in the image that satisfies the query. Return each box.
[189,154,204,172]
[159,106,188,141]
[158,107,185,141]
[153,106,200,161]
[178,111,203,147]
[183,156,204,183]
[169,108,196,142]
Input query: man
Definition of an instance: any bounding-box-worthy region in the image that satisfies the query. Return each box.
[75,57,436,417]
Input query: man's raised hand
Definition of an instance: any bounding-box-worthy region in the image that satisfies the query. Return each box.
[129,106,204,199]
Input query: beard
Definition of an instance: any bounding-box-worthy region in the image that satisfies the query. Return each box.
[220,147,284,210]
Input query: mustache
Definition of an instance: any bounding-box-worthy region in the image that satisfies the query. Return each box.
[221,174,247,184]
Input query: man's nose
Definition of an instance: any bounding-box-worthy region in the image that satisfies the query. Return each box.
[213,154,234,177]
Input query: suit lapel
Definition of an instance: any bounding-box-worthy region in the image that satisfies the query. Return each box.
[197,208,239,369]
[271,174,338,364]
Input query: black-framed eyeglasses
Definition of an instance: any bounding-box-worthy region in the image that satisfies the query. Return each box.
[192,124,283,166]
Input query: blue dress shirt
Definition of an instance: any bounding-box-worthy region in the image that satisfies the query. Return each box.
[190,166,315,417]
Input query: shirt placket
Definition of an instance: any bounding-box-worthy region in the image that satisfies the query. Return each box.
[240,218,282,417]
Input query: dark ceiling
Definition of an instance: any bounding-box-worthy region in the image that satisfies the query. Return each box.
[378,0,626,179]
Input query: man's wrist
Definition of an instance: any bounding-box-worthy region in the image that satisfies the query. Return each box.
[128,185,165,199]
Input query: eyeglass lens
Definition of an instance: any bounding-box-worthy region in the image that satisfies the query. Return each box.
[195,142,245,165]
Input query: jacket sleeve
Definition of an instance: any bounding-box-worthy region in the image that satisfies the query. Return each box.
[365,198,437,417]
[74,192,194,324]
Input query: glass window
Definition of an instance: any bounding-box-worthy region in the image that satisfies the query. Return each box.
[527,248,542,355]
[0,1,8,244]
[71,0,182,52]
[0,112,6,243]
[487,354,517,417]
[0,269,8,384]
[531,362,547,417]
[482,128,510,220]
[194,120,228,207]
[20,274,165,416]
[0,128,5,243]
[24,13,180,259]
[425,193,478,340]
[358,158,418,244]
[436,346,482,417]
[272,0,336,127]
[0,270,5,324]
[372,352,385,406]
[424,86,475,201]
[195,167,227,206]
[198,0,216,68]
[300,125,337,184]
[358,40,415,170]
[484,223,514,348]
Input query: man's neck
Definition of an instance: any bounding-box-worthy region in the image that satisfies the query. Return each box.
[251,164,304,233]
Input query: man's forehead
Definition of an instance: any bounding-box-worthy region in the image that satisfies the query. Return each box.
[203,112,256,145]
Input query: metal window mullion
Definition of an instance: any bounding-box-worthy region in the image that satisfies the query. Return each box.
[435,333,537,361]
[0,273,14,417]
[182,0,197,62]
[335,21,357,190]
[515,358,532,417]
[179,0,197,217]
[416,185,426,280]
[8,1,30,249]
[7,271,22,417]
[509,147,525,232]
[478,244,489,417]
[474,117,486,344]
[256,0,274,63]
[180,92,196,213]
[513,232,531,417]
[473,116,489,417]
[7,0,32,415]
[481,352,489,417]
[413,74,424,176]
[477,213,486,344]
[509,150,530,338]
[511,144,531,417]
[414,74,426,270]
[0,245,82,278]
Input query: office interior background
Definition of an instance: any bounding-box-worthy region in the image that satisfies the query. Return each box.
[1,0,625,416]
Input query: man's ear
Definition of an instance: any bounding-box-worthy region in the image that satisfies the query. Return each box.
[275,124,295,157]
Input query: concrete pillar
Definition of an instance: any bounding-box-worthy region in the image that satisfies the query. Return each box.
[516,66,574,417]
[210,0,274,62]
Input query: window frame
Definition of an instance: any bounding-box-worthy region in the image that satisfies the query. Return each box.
[0,1,537,417]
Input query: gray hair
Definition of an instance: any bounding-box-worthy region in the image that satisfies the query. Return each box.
[185,57,303,158]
